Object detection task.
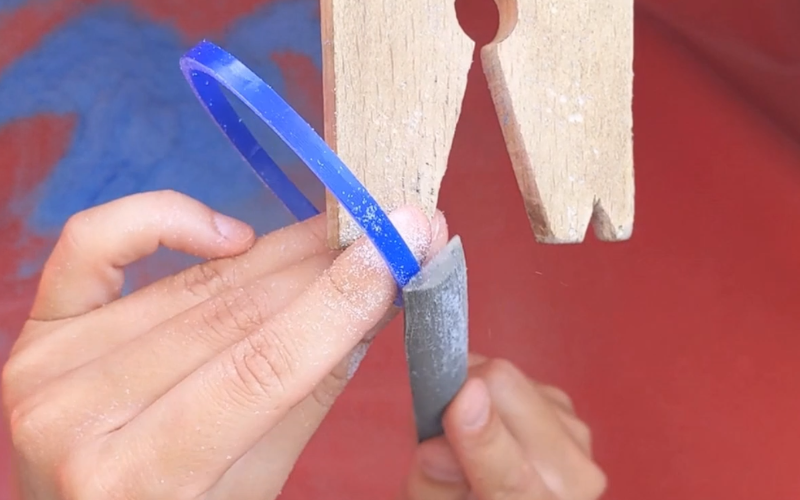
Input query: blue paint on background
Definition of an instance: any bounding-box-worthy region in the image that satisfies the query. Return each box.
[0,0,323,242]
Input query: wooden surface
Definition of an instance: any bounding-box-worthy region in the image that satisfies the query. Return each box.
[320,0,474,247]
[482,0,635,243]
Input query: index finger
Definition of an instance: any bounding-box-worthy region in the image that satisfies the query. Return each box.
[30,190,256,322]
[98,206,436,499]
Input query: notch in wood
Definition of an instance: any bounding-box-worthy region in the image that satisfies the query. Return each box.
[321,0,474,248]
[482,0,635,243]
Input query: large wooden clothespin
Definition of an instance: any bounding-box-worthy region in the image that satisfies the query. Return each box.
[321,0,634,247]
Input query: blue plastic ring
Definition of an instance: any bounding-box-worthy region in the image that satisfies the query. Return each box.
[179,40,421,289]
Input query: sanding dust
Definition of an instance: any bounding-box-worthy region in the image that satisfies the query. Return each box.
[346,341,371,380]
[266,207,432,387]
[318,208,430,326]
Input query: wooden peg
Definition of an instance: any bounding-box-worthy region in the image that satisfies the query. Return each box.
[482,1,635,243]
[320,0,474,248]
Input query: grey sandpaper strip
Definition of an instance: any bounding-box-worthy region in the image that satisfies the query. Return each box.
[402,236,469,442]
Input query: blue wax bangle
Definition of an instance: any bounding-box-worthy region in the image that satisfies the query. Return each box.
[179,40,422,290]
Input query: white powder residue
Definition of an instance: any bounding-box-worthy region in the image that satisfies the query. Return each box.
[567,113,584,124]
[567,206,580,240]
[282,208,432,382]
[346,341,371,380]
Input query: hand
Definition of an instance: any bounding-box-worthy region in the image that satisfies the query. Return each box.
[402,355,607,500]
[2,190,447,500]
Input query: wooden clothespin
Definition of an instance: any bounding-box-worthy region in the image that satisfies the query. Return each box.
[321,0,634,247]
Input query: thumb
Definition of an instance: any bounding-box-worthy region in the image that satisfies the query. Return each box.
[400,438,471,500]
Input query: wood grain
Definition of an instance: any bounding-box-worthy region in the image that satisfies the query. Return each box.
[321,0,474,248]
[482,0,635,243]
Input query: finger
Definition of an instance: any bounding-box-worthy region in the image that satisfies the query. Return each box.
[466,360,586,454]
[207,337,379,499]
[211,210,450,500]
[467,353,489,367]
[538,385,593,455]
[536,383,576,414]
[207,343,373,500]
[10,216,331,393]
[30,190,255,322]
[553,409,593,457]
[480,361,606,500]
[8,211,443,445]
[400,438,470,500]
[470,358,576,414]
[444,378,551,499]
[97,212,329,329]
[100,206,434,499]
[423,210,449,265]
[10,253,335,441]
[467,356,575,415]
[399,350,487,469]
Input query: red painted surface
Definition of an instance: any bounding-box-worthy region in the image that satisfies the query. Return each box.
[3,0,800,499]
[0,114,76,335]
[271,51,324,133]
[0,113,75,497]
[271,50,329,201]
[0,1,82,73]
[640,0,800,139]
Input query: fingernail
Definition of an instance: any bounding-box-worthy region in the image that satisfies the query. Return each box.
[213,213,254,243]
[457,379,491,431]
[388,206,431,261]
[421,211,449,266]
[418,441,465,483]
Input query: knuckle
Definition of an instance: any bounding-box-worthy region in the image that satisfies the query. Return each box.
[500,461,546,497]
[149,188,186,205]
[199,286,269,341]
[60,213,92,254]
[569,417,593,450]
[1,340,58,409]
[179,260,234,300]
[59,451,111,500]
[542,385,575,411]
[310,360,350,410]
[1,356,26,410]
[309,376,345,410]
[225,327,299,404]
[62,446,203,500]
[7,398,54,464]
[319,268,369,319]
[482,358,521,384]
[59,446,139,500]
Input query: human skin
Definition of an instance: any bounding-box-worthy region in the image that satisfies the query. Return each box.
[2,190,605,500]
[401,353,606,500]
